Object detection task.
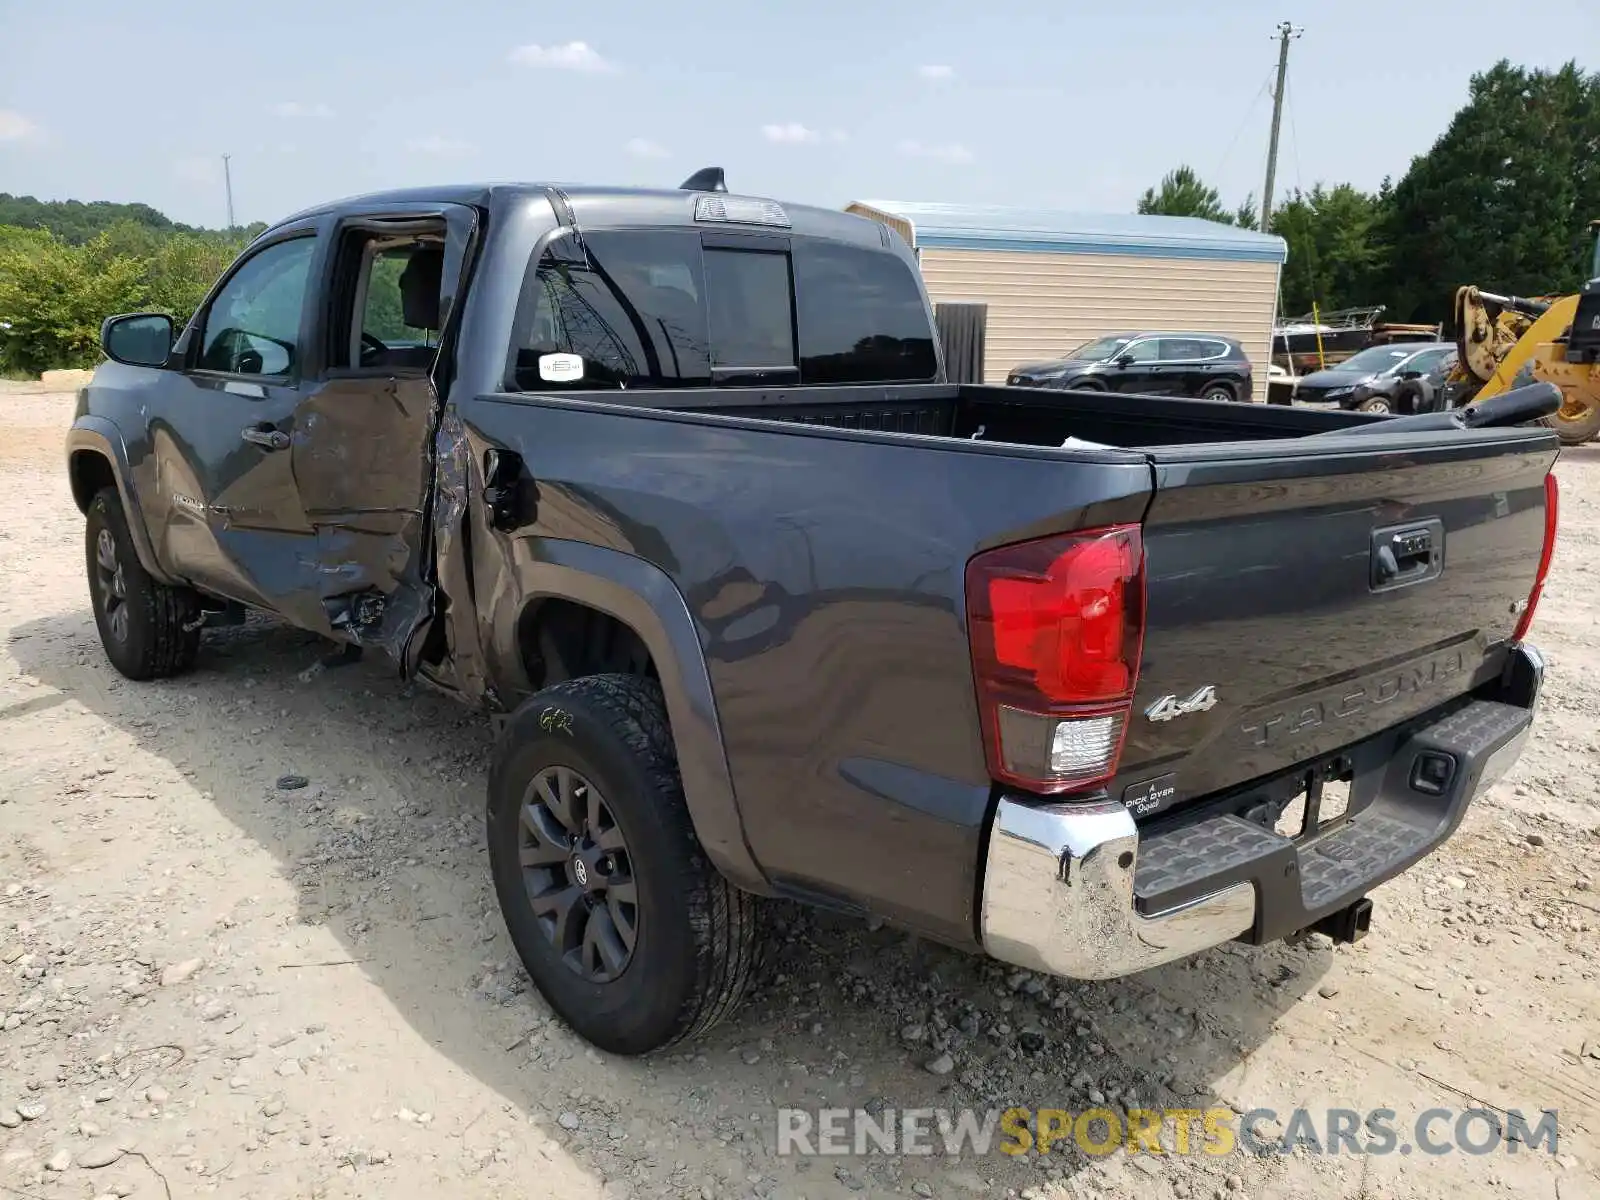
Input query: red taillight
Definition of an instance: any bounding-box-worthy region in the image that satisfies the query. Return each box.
[1512,472,1559,643]
[966,525,1146,794]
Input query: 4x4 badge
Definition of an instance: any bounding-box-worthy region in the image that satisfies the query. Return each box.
[1146,685,1219,722]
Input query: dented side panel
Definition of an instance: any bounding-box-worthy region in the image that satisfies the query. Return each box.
[424,403,492,701]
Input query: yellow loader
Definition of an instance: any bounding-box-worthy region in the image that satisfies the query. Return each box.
[1449,219,1600,445]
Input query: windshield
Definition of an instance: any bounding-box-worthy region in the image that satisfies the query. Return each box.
[1065,335,1134,361]
[1332,344,1437,374]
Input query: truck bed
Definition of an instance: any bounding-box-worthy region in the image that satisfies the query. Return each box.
[469,380,1555,946]
[512,381,1374,450]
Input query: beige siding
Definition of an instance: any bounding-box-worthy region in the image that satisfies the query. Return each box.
[844,202,915,250]
[915,247,1280,402]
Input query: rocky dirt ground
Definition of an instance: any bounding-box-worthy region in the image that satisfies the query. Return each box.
[1,382,1596,1200]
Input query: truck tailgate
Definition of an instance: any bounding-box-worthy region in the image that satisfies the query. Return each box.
[1114,429,1558,814]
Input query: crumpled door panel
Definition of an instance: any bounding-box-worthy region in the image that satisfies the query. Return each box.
[291,374,438,654]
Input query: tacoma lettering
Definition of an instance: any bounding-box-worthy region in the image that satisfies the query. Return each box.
[1240,650,1467,747]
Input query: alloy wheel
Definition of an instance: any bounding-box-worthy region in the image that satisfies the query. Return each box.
[94,527,130,643]
[517,765,638,983]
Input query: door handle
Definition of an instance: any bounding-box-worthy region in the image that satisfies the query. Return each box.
[241,425,290,451]
[1370,519,1444,591]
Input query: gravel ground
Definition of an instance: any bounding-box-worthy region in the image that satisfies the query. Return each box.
[2,383,1597,1200]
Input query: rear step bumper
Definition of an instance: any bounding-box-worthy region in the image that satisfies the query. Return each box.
[980,643,1543,981]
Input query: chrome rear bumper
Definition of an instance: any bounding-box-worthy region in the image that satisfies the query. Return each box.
[979,644,1543,981]
[981,798,1256,979]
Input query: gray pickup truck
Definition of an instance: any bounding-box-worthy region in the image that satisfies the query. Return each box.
[66,171,1559,1055]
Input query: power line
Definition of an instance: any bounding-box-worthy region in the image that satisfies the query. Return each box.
[1212,67,1277,188]
[1284,73,1306,195]
[1282,72,1323,315]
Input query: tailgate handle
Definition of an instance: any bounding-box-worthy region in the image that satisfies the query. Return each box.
[1371,520,1444,591]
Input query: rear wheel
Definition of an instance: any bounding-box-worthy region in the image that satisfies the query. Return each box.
[487,674,758,1055]
[1200,382,1236,403]
[85,487,201,680]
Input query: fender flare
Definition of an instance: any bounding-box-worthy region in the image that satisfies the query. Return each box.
[496,538,770,895]
[64,419,179,586]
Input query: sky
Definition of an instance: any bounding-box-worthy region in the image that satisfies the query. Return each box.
[1,0,1596,230]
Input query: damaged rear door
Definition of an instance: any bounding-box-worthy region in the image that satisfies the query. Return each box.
[281,201,479,664]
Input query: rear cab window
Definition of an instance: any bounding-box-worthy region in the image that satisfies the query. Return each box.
[508,228,938,390]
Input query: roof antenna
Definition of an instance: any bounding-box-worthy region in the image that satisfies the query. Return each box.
[678,167,727,193]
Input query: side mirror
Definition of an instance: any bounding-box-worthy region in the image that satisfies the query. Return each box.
[1397,369,1423,380]
[101,313,174,367]
[1114,353,1136,368]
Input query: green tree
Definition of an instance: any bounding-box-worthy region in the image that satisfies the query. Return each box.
[143,232,249,325]
[0,193,184,243]
[1138,166,1235,223]
[0,229,148,373]
[1270,184,1391,316]
[1381,59,1600,322]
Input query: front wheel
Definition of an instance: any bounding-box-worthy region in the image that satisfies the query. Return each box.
[487,674,759,1055]
[1357,396,1392,414]
[1543,398,1600,445]
[85,487,201,680]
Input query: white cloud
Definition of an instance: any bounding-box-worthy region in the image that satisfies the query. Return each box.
[897,139,973,164]
[0,110,39,141]
[917,64,955,81]
[625,137,670,159]
[270,101,334,119]
[762,122,820,145]
[508,41,615,72]
[406,135,476,155]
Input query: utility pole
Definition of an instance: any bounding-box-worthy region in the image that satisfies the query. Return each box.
[222,154,235,230]
[1260,21,1301,232]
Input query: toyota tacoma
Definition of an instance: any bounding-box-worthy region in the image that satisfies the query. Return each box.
[66,171,1559,1055]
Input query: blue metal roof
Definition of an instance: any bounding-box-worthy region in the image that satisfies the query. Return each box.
[850,200,1288,264]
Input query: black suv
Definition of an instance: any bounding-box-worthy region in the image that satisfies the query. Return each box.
[1008,332,1254,402]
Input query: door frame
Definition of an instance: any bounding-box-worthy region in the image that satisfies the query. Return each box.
[287,200,483,672]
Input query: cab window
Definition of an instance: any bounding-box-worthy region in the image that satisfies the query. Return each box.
[514,230,711,389]
[509,230,938,389]
[330,229,447,371]
[198,237,316,376]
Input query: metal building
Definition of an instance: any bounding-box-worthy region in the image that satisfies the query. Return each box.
[845,200,1289,401]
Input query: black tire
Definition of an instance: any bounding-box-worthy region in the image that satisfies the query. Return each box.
[1543,401,1600,446]
[85,486,201,680]
[487,674,758,1055]
[1357,395,1393,414]
[1393,379,1433,415]
[1200,381,1236,403]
